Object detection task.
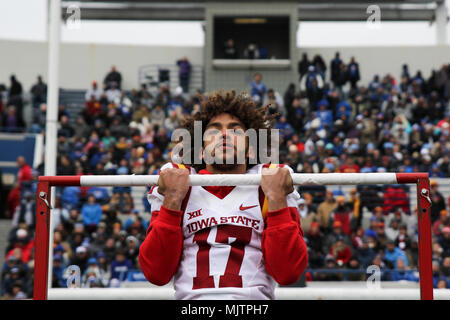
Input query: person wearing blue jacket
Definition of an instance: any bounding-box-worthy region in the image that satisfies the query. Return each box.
[384,240,409,269]
[391,257,419,282]
[110,249,133,282]
[81,195,103,232]
[356,237,376,269]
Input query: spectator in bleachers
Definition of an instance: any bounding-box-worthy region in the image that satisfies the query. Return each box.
[264,89,285,117]
[16,156,32,186]
[375,221,389,252]
[312,54,327,80]
[430,180,447,224]
[334,63,349,100]
[314,255,342,281]
[105,82,121,103]
[300,66,324,110]
[384,239,409,269]
[243,43,260,59]
[30,75,47,109]
[305,221,325,268]
[110,249,133,282]
[70,246,89,275]
[396,223,412,249]
[347,57,360,90]
[391,257,418,282]
[330,52,342,88]
[317,190,337,234]
[441,256,450,279]
[7,75,24,128]
[81,195,103,233]
[51,254,66,288]
[329,196,353,236]
[323,221,352,256]
[385,218,401,242]
[11,190,35,230]
[438,227,450,255]
[82,257,105,287]
[356,237,375,269]
[329,236,352,267]
[1,265,28,299]
[125,235,140,267]
[433,210,450,236]
[58,115,74,138]
[298,53,310,81]
[132,104,151,124]
[151,104,165,128]
[104,65,122,90]
[177,57,191,93]
[250,72,266,103]
[223,38,238,59]
[85,81,103,101]
[5,229,34,264]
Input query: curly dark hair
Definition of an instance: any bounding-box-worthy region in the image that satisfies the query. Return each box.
[177,89,278,171]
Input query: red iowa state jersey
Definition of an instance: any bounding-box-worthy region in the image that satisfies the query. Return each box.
[147,162,301,300]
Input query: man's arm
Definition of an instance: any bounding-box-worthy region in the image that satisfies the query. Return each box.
[138,205,184,286]
[260,167,309,285]
[138,167,190,286]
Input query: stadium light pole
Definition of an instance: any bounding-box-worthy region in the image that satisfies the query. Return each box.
[44,0,61,291]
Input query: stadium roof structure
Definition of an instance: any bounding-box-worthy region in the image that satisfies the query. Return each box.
[61,0,444,22]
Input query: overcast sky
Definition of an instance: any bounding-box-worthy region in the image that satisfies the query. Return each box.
[0,0,446,47]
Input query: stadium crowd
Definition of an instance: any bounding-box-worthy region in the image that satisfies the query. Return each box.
[1,52,450,299]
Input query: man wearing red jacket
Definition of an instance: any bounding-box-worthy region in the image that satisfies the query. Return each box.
[139,90,308,300]
[16,156,32,185]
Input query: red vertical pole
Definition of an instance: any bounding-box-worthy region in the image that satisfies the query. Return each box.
[416,177,433,300]
[33,181,51,300]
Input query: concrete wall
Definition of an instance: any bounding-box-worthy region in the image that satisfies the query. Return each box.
[1,38,450,93]
[0,40,203,92]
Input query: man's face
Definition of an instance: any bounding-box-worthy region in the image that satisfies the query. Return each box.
[17,157,24,167]
[116,254,125,263]
[203,113,249,170]
[70,209,78,219]
[325,191,334,201]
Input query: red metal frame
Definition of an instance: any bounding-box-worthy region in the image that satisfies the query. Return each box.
[33,173,434,300]
[34,181,51,300]
[416,177,433,300]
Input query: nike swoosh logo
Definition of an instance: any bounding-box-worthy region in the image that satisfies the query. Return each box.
[239,204,258,211]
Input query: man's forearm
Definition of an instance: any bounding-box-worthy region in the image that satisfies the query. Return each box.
[266,195,288,212]
[162,195,184,211]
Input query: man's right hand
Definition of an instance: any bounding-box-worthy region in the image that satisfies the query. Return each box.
[158,168,190,211]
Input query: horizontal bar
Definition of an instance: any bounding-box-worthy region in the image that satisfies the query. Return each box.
[47,287,450,301]
[37,172,410,187]
[396,172,429,184]
[39,176,81,186]
[81,173,398,186]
